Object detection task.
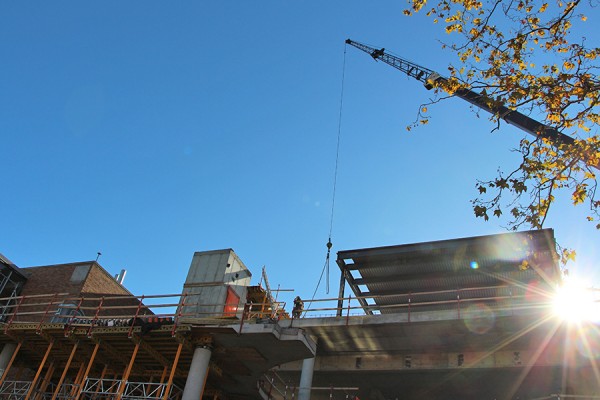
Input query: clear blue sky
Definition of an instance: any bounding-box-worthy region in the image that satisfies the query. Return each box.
[2,2,598,309]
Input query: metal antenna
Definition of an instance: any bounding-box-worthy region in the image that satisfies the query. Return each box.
[95,252,102,262]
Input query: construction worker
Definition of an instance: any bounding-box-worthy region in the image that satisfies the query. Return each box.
[292,296,304,318]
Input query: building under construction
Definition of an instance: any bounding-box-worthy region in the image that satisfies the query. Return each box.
[0,229,598,400]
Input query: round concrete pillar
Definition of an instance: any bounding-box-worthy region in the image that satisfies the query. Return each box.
[182,346,212,400]
[298,357,315,400]
[0,343,17,376]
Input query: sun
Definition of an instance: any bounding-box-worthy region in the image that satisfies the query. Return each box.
[552,278,599,322]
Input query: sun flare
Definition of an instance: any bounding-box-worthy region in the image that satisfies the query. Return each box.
[553,278,599,322]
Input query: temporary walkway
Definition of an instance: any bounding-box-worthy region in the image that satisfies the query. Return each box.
[0,291,315,400]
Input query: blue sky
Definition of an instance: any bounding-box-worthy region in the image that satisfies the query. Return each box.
[2,2,598,310]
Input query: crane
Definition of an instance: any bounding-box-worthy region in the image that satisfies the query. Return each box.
[345,39,576,147]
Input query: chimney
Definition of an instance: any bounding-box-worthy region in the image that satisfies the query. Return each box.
[114,269,127,285]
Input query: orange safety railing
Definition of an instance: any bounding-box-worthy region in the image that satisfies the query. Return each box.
[0,291,290,334]
[294,282,557,321]
[0,282,563,333]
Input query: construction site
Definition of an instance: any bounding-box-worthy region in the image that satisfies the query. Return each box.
[1,228,599,400]
[2,34,599,400]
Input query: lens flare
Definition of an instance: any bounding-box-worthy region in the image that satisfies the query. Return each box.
[470,261,479,269]
[463,303,496,334]
[574,324,600,359]
[553,279,599,322]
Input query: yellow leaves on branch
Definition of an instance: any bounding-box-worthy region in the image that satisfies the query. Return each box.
[403,0,600,231]
[563,61,575,70]
[572,184,588,205]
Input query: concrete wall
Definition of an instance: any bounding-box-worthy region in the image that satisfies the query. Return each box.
[182,249,252,318]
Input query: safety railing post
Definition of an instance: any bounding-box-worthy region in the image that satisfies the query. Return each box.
[4,295,26,333]
[171,293,187,337]
[87,296,105,337]
[408,292,412,323]
[238,303,250,335]
[65,297,84,336]
[510,286,514,316]
[457,289,461,319]
[127,295,145,338]
[36,293,58,334]
[345,295,351,326]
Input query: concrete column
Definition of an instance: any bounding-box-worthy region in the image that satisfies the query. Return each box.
[298,357,315,400]
[182,346,212,400]
[0,343,17,375]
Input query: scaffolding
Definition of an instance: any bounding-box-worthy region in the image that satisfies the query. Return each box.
[0,254,27,322]
[0,289,299,400]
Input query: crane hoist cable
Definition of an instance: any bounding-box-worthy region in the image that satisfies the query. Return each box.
[306,45,347,311]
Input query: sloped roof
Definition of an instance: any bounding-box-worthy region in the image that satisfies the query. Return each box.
[0,252,28,280]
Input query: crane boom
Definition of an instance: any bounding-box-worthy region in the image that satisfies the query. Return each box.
[345,39,575,147]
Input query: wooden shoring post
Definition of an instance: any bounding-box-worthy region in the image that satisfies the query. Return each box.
[15,364,25,381]
[92,364,109,399]
[51,340,79,400]
[146,375,154,397]
[115,340,140,400]
[34,360,55,400]
[109,373,119,395]
[24,338,54,400]
[36,293,58,334]
[159,366,168,385]
[0,340,22,386]
[161,341,183,400]
[171,293,187,337]
[69,362,85,397]
[128,295,145,338]
[87,296,105,337]
[4,295,26,333]
[74,340,100,400]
